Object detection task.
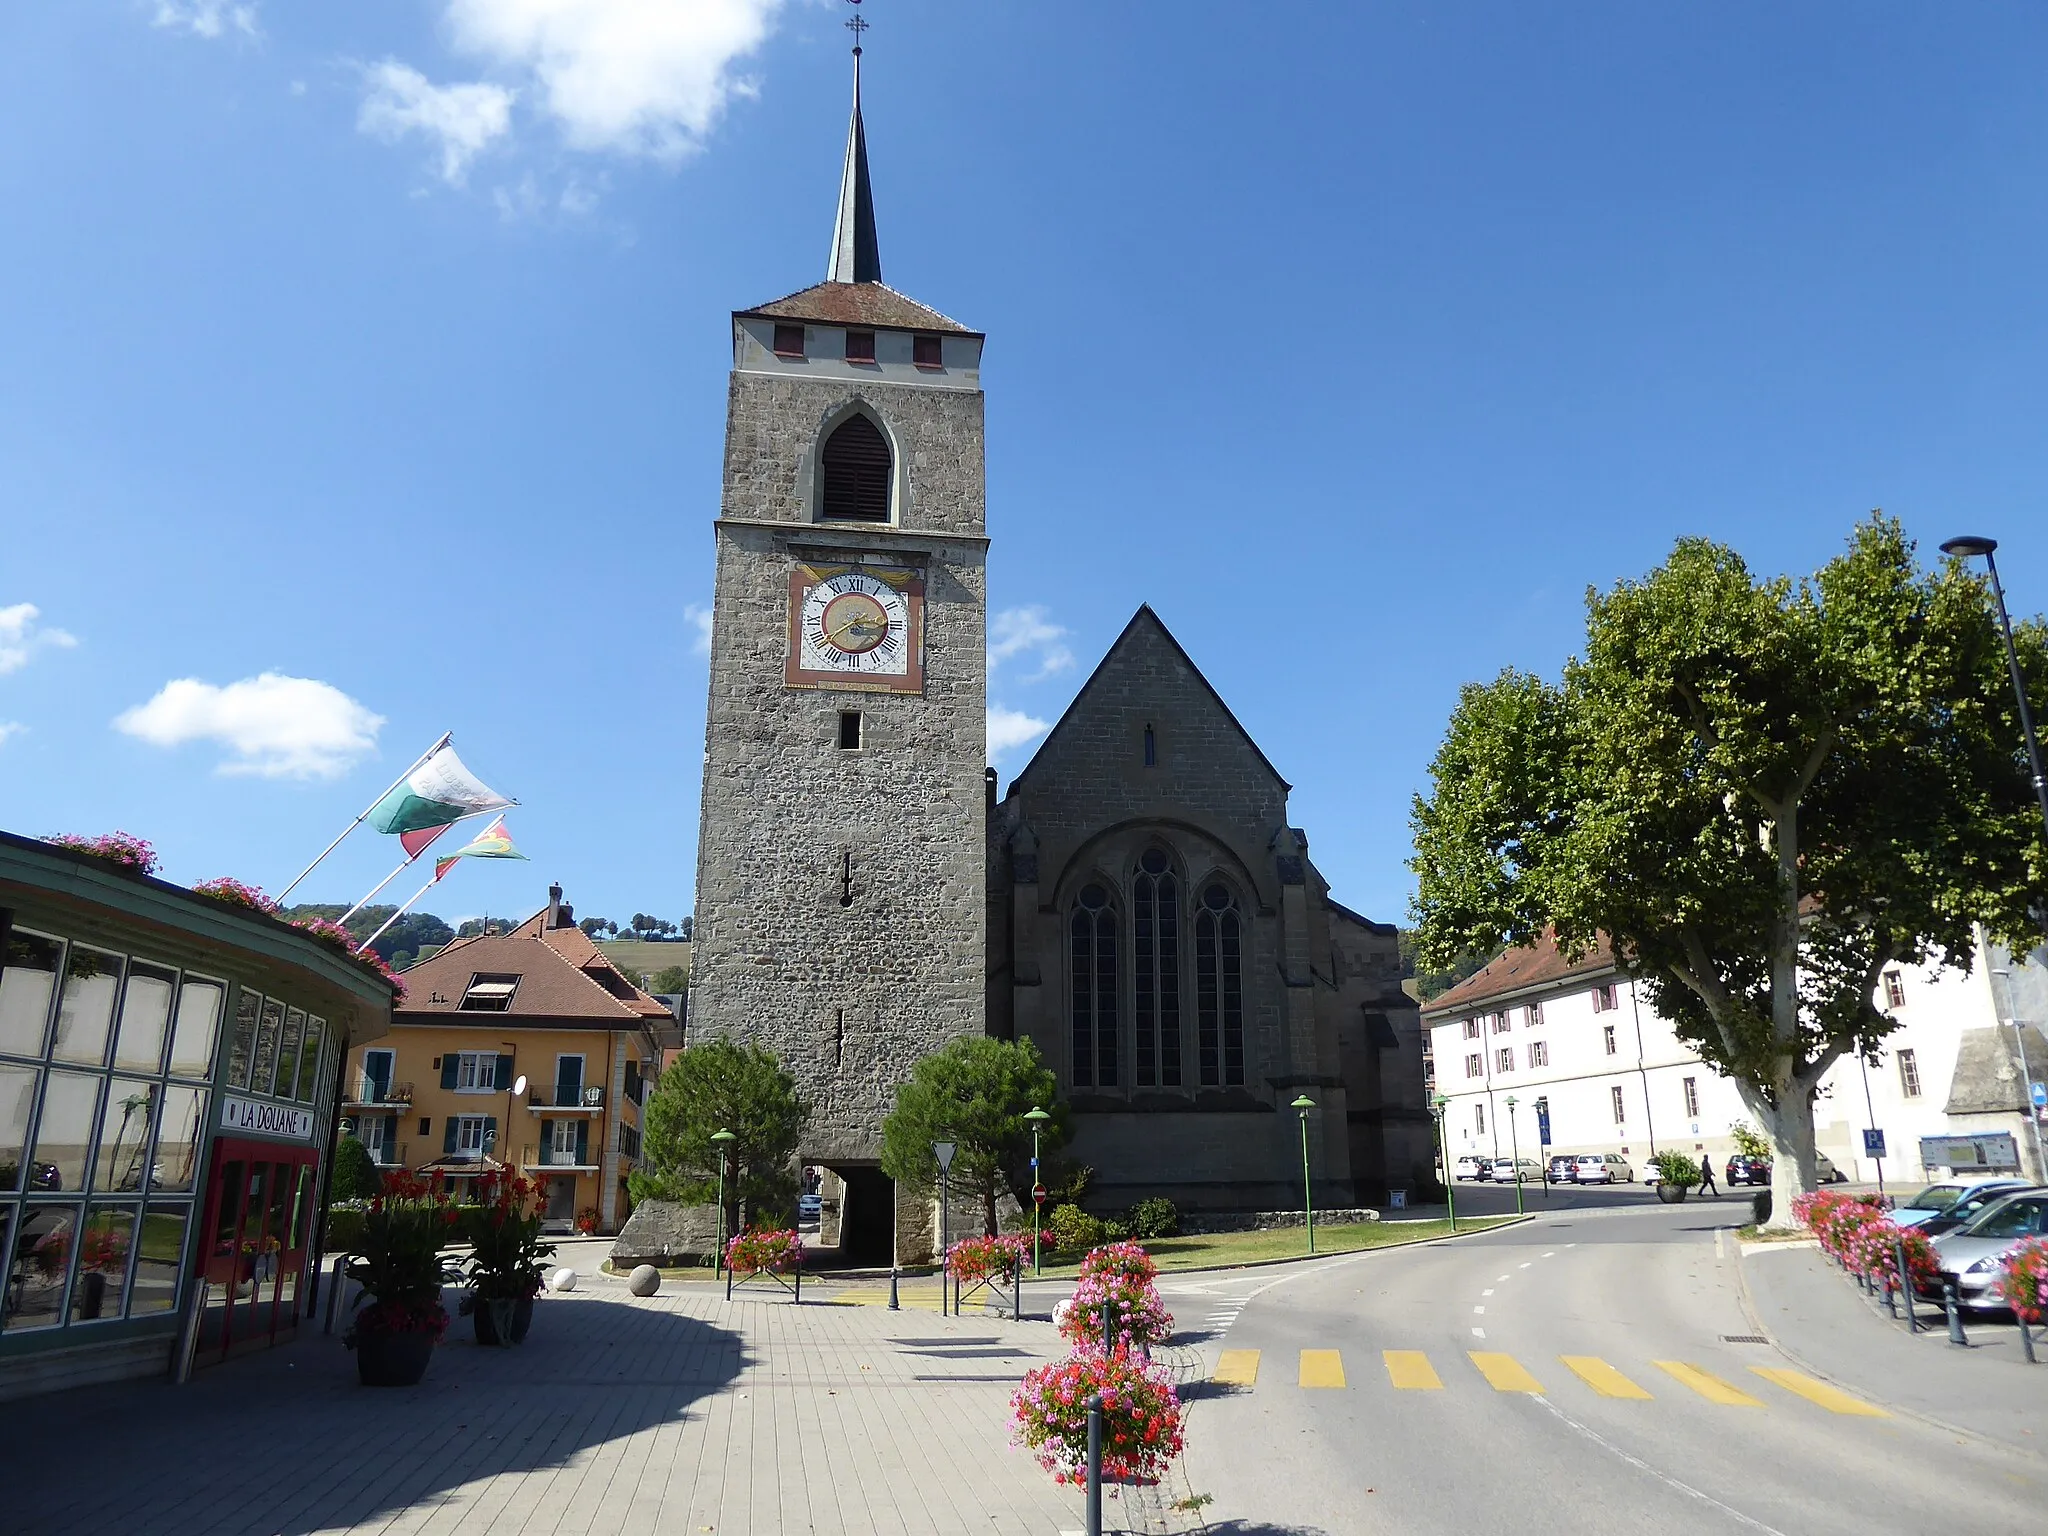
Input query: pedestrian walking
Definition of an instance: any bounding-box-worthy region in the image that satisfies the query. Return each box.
[1697,1155,1718,1196]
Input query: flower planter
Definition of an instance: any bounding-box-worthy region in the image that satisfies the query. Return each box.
[1656,1183,1689,1204]
[355,1328,435,1387]
[472,1295,535,1346]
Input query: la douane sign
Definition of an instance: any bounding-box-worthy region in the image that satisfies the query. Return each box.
[221,1095,317,1142]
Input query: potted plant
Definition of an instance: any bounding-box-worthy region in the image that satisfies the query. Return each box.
[1011,1345,1185,1486]
[343,1170,462,1386]
[462,1171,555,1345]
[1058,1242,1175,1352]
[1649,1152,1701,1204]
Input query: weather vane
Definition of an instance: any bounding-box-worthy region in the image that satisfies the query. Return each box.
[845,0,868,57]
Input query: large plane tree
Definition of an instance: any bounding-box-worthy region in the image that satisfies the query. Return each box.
[1411,517,2047,1227]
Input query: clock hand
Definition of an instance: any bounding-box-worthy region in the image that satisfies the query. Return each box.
[825,610,884,645]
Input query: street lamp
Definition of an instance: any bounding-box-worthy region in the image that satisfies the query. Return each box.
[710,1128,736,1274]
[1504,1095,1525,1216]
[1942,534,2048,1181]
[1432,1093,1457,1234]
[1290,1095,1317,1254]
[1023,1106,1051,1276]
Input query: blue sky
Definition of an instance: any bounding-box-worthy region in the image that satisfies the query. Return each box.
[4,2,2047,931]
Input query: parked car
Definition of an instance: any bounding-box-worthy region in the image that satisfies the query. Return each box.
[1490,1157,1541,1183]
[1573,1153,1634,1185]
[1915,1180,2040,1239]
[1726,1155,1772,1186]
[1926,1190,2048,1311]
[1547,1154,1577,1184]
[1454,1156,1491,1182]
[798,1193,823,1224]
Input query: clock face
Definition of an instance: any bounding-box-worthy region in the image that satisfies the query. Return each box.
[786,562,925,693]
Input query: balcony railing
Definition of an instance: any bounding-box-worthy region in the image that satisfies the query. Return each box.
[522,1145,598,1170]
[345,1079,414,1107]
[525,1085,604,1110]
[367,1141,410,1168]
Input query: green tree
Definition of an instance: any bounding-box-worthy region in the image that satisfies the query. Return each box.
[629,1039,809,1232]
[579,916,616,939]
[329,1135,381,1202]
[647,965,690,994]
[1410,518,2047,1228]
[281,904,452,961]
[881,1036,1068,1235]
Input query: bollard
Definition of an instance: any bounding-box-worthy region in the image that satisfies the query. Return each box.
[1895,1238,1918,1334]
[1085,1393,1104,1536]
[887,1264,899,1311]
[2020,1315,2037,1366]
[1882,1268,1897,1319]
[1943,1278,1968,1347]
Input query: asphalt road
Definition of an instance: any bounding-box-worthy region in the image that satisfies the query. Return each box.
[1166,1200,2044,1536]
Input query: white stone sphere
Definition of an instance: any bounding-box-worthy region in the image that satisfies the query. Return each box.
[628,1264,661,1297]
[548,1267,578,1293]
[1053,1298,1074,1328]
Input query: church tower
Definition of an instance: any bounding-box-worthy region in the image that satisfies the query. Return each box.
[690,41,988,1261]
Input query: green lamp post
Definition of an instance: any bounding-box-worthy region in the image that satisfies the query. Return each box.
[1505,1094,1525,1216]
[1432,1094,1456,1234]
[710,1128,736,1274]
[1023,1106,1051,1276]
[1291,1095,1317,1254]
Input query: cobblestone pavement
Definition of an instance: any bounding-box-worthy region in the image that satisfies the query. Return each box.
[1,1262,1104,1536]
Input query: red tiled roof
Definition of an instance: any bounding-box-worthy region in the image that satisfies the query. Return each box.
[1420,930,1618,1017]
[737,281,978,337]
[394,907,672,1026]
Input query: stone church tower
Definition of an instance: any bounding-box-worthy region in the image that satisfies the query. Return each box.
[690,55,987,1261]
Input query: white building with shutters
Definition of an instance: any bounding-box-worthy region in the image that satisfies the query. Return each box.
[1421,930,2048,1186]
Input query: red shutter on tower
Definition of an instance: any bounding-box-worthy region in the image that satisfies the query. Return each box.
[912,334,942,369]
[845,329,876,363]
[773,323,806,359]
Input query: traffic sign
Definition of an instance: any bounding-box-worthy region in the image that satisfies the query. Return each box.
[1862,1128,1887,1158]
[2032,1081,2046,1109]
[1031,1185,1047,1205]
[933,1141,957,1171]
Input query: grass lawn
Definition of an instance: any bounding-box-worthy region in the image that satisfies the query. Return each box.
[1024,1216,1523,1278]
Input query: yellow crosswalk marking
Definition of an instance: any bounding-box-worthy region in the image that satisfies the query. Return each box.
[1213,1349,1260,1387]
[1653,1361,1763,1406]
[1384,1350,1443,1390]
[1299,1349,1347,1388]
[1469,1352,1543,1393]
[1561,1356,1652,1400]
[1749,1367,1888,1417]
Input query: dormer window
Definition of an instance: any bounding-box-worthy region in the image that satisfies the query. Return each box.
[912,334,942,369]
[772,323,806,359]
[845,329,876,364]
[459,974,520,1012]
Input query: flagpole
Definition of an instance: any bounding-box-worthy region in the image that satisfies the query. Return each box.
[333,809,492,927]
[355,865,453,956]
[276,731,452,904]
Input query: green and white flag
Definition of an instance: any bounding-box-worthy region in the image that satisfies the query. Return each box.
[366,741,513,835]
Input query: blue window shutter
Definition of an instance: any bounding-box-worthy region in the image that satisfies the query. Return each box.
[443,1118,458,1155]
[576,1122,589,1166]
[497,1054,514,1088]
[441,1056,459,1090]
[386,1115,400,1160]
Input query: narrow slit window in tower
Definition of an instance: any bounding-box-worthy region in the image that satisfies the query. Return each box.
[840,850,853,908]
[1143,724,1156,767]
[839,711,862,749]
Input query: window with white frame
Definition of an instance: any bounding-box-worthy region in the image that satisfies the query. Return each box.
[1610,1085,1626,1124]
[1465,1053,1483,1079]
[1897,1049,1922,1098]
[547,1118,580,1161]
[1463,1019,1480,1040]
[1491,1012,1511,1034]
[1496,1047,1513,1073]
[1592,983,1617,1012]
[1528,1040,1548,1068]
[1475,1103,1486,1136]
[455,1051,497,1091]
[459,974,520,1012]
[1527,1001,1543,1027]
[456,1115,488,1158]
[1602,1024,1617,1055]
[1883,970,1906,1010]
[1683,1077,1700,1117]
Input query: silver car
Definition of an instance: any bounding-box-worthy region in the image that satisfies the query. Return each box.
[1891,1178,2031,1232]
[1927,1189,2048,1312]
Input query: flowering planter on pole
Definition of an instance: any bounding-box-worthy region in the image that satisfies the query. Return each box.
[947,1234,1031,1317]
[724,1228,804,1302]
[1058,1243,1174,1354]
[1011,1346,1185,1487]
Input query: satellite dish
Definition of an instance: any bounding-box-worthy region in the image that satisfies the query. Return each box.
[583,1086,603,1106]
[512,1075,529,1097]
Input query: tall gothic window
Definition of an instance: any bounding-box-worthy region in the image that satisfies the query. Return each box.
[820,413,892,521]
[1194,882,1244,1087]
[1132,850,1182,1087]
[1069,883,1119,1088]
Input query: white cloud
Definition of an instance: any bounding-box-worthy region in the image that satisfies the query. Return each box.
[445,0,785,161]
[987,705,1050,765]
[358,60,515,185]
[988,605,1075,683]
[0,722,24,748]
[686,603,714,657]
[0,603,79,676]
[152,1,259,39]
[114,673,386,779]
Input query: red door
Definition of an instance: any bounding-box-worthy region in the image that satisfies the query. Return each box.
[194,1137,320,1365]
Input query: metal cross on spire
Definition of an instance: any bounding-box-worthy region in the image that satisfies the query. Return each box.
[846,1,868,56]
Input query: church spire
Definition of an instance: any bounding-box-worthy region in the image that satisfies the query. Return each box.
[827,6,882,285]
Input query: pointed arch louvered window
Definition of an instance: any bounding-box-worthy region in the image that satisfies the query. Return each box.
[821,413,892,521]
[1070,883,1118,1087]
[1132,849,1181,1087]
[1194,882,1244,1087]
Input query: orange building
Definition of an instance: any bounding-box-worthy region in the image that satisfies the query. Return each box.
[340,887,673,1233]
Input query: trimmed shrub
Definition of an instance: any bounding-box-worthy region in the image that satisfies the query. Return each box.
[1125,1197,1180,1240]
[329,1136,380,1202]
[1047,1203,1102,1254]
[1649,1152,1700,1188]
